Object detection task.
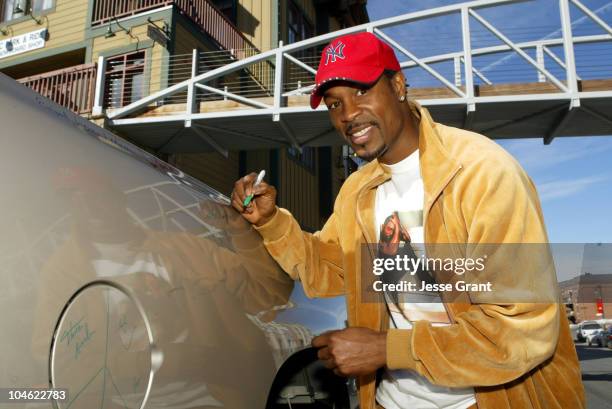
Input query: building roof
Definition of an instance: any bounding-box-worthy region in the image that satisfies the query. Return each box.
[559,273,612,288]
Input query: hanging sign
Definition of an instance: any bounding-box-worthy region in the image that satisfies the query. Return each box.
[0,28,47,60]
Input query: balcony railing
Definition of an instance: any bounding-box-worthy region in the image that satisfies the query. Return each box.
[91,0,257,58]
[18,63,98,115]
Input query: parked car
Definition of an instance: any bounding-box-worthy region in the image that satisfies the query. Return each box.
[586,330,603,346]
[576,321,603,342]
[0,73,350,409]
[589,328,612,348]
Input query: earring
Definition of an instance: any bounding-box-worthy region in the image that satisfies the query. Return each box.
[399,95,406,102]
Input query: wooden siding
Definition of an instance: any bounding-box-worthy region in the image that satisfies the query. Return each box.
[148,44,165,93]
[91,24,157,59]
[173,151,240,197]
[92,25,166,95]
[171,18,213,102]
[277,149,319,231]
[0,0,88,65]
[237,0,273,51]
[581,79,612,92]
[174,19,218,55]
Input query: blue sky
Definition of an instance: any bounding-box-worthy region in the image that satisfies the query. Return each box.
[366,0,612,244]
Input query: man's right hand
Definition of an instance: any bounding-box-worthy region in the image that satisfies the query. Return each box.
[231,173,277,226]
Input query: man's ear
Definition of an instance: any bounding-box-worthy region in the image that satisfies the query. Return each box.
[390,71,407,98]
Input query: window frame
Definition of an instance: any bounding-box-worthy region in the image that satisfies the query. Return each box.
[104,50,148,109]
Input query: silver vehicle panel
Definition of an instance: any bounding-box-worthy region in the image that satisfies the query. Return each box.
[0,73,346,409]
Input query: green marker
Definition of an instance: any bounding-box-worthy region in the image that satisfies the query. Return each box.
[243,170,266,207]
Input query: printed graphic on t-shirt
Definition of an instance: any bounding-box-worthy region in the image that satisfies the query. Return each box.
[377,210,449,324]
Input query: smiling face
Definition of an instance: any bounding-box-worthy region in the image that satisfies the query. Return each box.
[322,71,418,164]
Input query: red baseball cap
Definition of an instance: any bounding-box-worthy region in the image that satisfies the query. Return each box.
[310,32,401,109]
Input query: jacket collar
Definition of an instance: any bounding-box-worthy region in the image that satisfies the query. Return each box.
[355,103,463,227]
[413,104,463,219]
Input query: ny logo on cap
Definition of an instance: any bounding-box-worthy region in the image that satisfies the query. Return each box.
[324,41,346,65]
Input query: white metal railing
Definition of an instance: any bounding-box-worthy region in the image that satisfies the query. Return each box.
[92,47,268,116]
[94,0,611,148]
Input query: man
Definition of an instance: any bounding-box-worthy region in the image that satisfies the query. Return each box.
[231,33,584,409]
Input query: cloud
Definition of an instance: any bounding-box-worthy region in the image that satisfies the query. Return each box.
[537,175,608,201]
[498,137,612,172]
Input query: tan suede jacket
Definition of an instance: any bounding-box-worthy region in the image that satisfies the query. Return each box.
[255,105,585,409]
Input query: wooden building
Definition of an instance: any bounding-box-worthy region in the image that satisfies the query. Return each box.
[0,0,369,231]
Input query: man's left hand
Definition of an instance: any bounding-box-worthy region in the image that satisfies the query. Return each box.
[312,327,386,377]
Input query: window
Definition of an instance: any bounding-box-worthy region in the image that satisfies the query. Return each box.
[105,51,146,109]
[32,0,53,14]
[288,1,313,44]
[1,0,53,23]
[2,0,24,22]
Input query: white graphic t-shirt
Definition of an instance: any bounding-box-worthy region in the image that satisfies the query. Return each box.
[374,150,476,409]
